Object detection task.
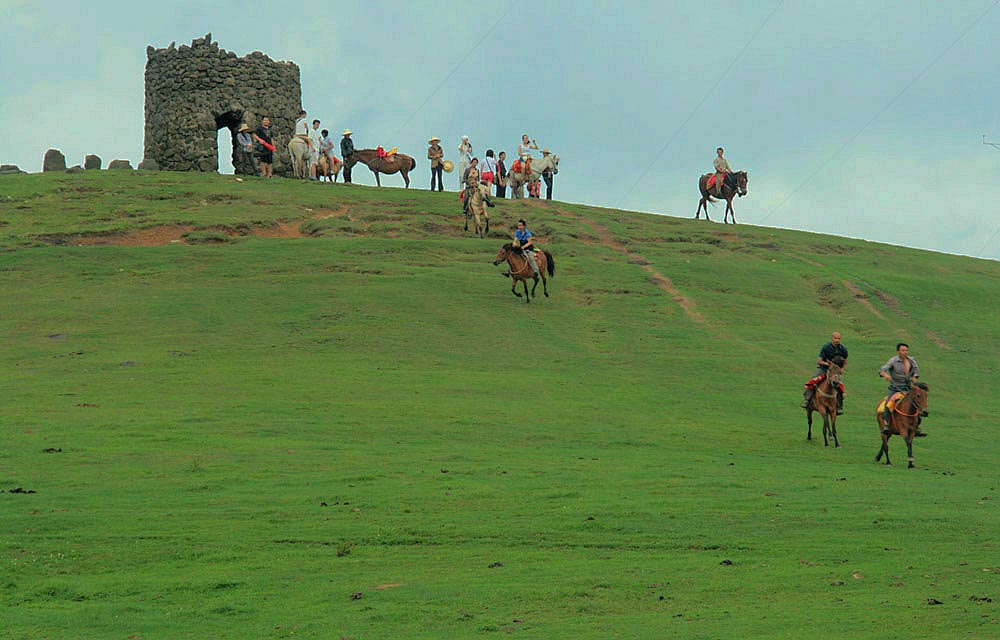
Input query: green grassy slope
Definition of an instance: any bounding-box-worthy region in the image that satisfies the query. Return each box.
[1,171,997,639]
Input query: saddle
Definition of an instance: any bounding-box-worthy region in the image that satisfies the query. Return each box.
[706,172,728,189]
[376,146,398,158]
[877,392,907,415]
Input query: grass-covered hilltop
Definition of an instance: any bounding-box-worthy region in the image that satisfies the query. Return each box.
[1,170,997,639]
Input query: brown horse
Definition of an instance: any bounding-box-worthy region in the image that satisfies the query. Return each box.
[875,382,929,468]
[345,149,416,188]
[492,244,555,303]
[695,170,748,223]
[805,362,842,447]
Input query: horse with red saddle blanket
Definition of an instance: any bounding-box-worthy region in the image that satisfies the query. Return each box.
[695,170,748,223]
[875,382,929,468]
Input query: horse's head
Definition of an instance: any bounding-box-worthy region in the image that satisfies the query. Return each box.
[910,381,929,416]
[736,171,748,197]
[548,154,560,175]
[826,361,844,386]
[493,243,513,265]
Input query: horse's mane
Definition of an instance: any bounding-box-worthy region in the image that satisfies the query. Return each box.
[913,381,929,391]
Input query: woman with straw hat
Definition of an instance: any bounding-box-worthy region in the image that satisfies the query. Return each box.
[235,124,257,176]
[427,136,444,191]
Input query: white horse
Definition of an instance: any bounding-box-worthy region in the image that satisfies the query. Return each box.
[507,154,559,199]
[288,137,312,179]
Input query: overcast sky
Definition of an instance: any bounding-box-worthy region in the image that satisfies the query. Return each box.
[3,0,999,259]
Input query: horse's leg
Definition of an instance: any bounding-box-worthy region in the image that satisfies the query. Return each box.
[822,412,830,447]
[696,197,705,219]
[403,170,409,189]
[806,409,813,440]
[531,275,539,298]
[542,272,549,297]
[831,414,840,448]
[905,435,915,468]
[511,279,521,297]
[523,279,531,303]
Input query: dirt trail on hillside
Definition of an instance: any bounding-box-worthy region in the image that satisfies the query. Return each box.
[790,251,952,350]
[68,206,351,247]
[560,210,708,325]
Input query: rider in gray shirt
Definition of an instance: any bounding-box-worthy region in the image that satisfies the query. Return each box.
[879,342,919,395]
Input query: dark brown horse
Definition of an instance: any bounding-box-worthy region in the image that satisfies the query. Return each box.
[492,244,555,303]
[805,361,842,447]
[875,382,929,468]
[345,149,416,188]
[695,170,748,223]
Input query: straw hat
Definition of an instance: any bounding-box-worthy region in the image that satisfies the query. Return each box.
[429,136,441,143]
[462,134,469,140]
[343,129,352,136]
[541,148,550,154]
[442,160,455,173]
[238,124,250,132]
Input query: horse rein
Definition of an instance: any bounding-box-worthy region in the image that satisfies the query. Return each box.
[507,250,532,278]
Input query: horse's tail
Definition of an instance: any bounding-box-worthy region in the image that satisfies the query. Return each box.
[409,157,416,171]
[543,250,555,277]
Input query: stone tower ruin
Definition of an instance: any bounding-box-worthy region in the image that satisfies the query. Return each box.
[142,34,301,175]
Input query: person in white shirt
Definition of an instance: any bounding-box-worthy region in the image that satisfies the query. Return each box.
[458,135,473,190]
[309,119,323,180]
[480,149,498,192]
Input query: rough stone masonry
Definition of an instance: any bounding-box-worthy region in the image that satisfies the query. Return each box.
[142,33,302,176]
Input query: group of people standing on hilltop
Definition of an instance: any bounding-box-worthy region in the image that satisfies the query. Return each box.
[232,109,360,182]
[429,133,555,200]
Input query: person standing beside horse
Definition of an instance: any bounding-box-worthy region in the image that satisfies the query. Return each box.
[428,136,444,191]
[879,343,925,435]
[540,149,555,200]
[713,147,732,197]
[801,331,849,414]
[309,119,323,180]
[341,129,355,183]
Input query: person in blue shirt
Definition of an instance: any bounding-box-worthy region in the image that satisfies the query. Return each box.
[514,219,539,275]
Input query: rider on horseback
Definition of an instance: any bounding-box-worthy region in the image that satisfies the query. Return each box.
[801,331,848,414]
[713,147,732,197]
[879,342,926,435]
[514,219,540,275]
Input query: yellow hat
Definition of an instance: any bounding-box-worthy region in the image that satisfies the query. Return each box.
[442,160,454,173]
[343,129,352,136]
[429,136,441,143]
[238,124,250,132]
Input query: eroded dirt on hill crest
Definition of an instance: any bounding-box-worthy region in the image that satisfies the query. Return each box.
[49,206,352,247]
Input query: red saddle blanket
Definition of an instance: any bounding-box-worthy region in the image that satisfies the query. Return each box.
[511,160,532,174]
[707,172,727,189]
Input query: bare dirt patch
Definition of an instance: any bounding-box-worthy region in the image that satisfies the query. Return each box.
[841,280,888,321]
[61,206,352,247]
[559,210,707,324]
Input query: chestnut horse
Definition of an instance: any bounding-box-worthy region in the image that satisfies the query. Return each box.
[317,155,342,182]
[805,361,842,447]
[345,149,416,188]
[875,382,929,468]
[492,244,555,303]
[695,170,748,223]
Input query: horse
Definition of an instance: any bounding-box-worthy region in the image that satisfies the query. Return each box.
[492,244,555,303]
[317,155,342,182]
[695,170,748,223]
[507,154,559,200]
[464,183,491,238]
[345,149,416,188]
[874,382,929,468]
[805,361,843,447]
[288,137,312,179]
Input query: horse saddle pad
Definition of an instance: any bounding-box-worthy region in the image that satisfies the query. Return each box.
[706,173,727,189]
[877,392,906,414]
